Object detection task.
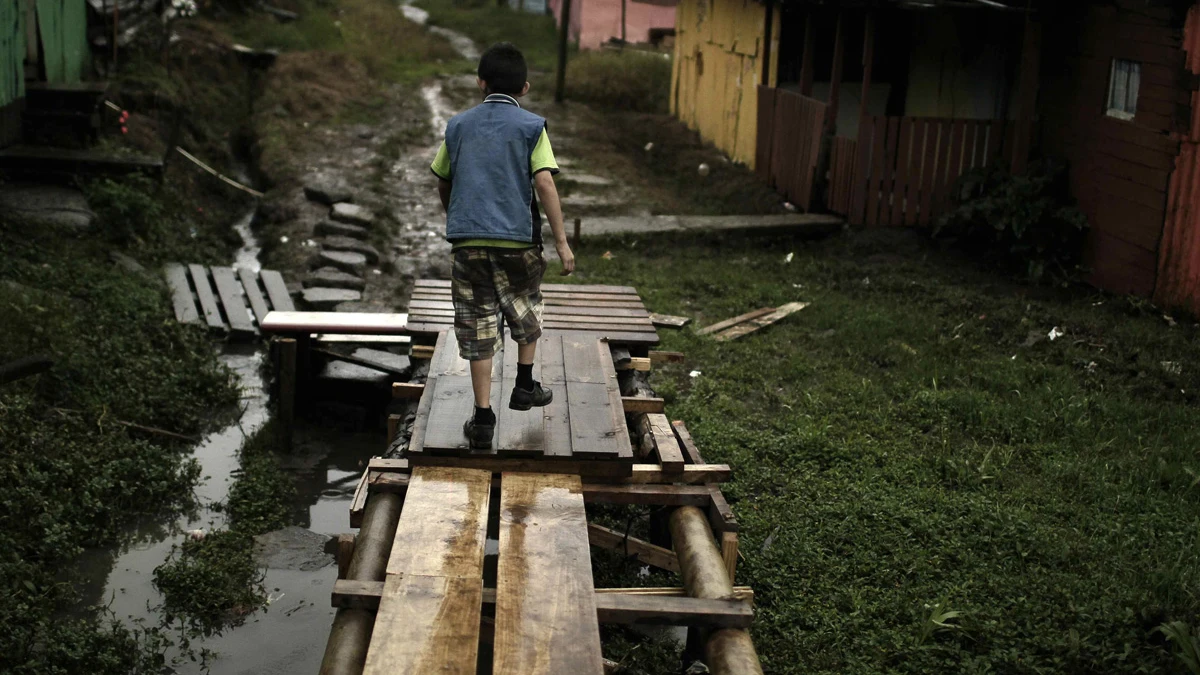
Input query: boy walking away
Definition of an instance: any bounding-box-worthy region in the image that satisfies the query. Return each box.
[430,42,576,450]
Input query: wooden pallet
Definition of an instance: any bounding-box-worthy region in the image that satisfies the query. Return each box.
[406,330,634,462]
[164,264,294,337]
[405,279,660,346]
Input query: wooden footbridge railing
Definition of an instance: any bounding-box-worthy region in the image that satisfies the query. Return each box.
[288,281,763,675]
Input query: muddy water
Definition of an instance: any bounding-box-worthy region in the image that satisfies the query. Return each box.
[72,204,388,673]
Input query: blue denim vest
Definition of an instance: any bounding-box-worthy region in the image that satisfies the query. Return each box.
[444,95,546,244]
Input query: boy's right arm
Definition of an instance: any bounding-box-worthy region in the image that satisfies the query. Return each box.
[533,171,574,275]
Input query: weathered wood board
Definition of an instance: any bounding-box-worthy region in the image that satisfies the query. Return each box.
[494,473,605,675]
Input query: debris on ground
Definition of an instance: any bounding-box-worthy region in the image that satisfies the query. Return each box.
[698,302,810,341]
[1048,326,1065,341]
[602,251,615,260]
[698,163,710,176]
[689,370,702,378]
[785,252,794,263]
[649,313,690,328]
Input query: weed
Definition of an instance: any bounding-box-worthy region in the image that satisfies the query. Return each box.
[416,0,561,71]
[1157,621,1200,674]
[154,531,266,634]
[566,50,672,113]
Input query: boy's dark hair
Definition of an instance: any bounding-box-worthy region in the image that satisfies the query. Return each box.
[478,43,528,96]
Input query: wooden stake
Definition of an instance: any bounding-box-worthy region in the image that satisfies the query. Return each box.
[386,414,401,446]
[277,338,296,451]
[336,534,356,580]
[555,0,573,104]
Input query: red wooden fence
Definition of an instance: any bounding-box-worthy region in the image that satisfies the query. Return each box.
[844,116,1028,227]
[827,136,858,216]
[756,86,828,212]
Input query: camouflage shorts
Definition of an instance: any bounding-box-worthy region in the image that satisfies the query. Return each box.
[451,246,546,361]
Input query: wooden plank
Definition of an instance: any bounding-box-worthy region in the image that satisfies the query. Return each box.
[349,470,370,529]
[708,487,740,533]
[594,593,752,628]
[567,381,623,458]
[889,117,914,227]
[622,397,666,414]
[696,307,776,336]
[332,579,755,618]
[495,473,604,675]
[714,302,809,341]
[421,375,478,453]
[313,347,410,378]
[865,116,888,226]
[649,351,686,365]
[164,263,199,324]
[615,357,651,372]
[187,264,225,330]
[646,413,684,473]
[260,311,408,335]
[722,531,740,582]
[363,575,484,675]
[414,279,640,295]
[540,333,573,458]
[211,267,255,335]
[581,483,713,506]
[649,313,691,328]
[917,119,943,226]
[497,338,545,455]
[411,305,651,319]
[905,120,930,227]
[672,420,706,465]
[602,464,730,484]
[879,116,901,226]
[364,466,491,675]
[259,269,294,311]
[587,522,680,573]
[412,344,436,360]
[237,267,271,325]
[393,382,425,399]
[384,466,491,577]
[406,454,634,478]
[407,332,446,455]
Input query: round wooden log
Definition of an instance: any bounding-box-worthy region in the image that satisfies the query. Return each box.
[669,506,763,675]
[705,628,765,674]
[319,492,404,675]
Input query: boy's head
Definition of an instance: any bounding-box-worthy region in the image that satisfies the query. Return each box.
[478,43,529,98]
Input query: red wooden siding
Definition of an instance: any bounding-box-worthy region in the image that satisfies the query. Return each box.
[1040,0,1186,298]
[756,86,827,212]
[1156,3,1200,313]
[845,116,1024,227]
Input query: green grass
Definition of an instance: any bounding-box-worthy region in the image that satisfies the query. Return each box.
[226,0,466,83]
[554,228,1200,673]
[416,0,561,72]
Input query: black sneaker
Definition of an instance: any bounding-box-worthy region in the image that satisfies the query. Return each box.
[509,381,553,410]
[463,417,494,450]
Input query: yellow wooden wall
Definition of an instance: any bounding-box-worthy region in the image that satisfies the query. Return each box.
[670,0,777,168]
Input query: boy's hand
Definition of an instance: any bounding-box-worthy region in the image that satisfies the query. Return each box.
[556,241,575,276]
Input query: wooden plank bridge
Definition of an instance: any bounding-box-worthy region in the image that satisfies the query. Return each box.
[291,280,764,675]
[164,263,294,337]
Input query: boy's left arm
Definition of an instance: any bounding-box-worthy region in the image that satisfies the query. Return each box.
[431,141,452,212]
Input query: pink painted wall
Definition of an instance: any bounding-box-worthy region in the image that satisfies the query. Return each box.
[548,0,675,50]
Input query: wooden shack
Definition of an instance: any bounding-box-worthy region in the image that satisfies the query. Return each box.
[671,0,1200,316]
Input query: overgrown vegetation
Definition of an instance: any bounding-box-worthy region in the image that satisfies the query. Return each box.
[0,194,239,672]
[558,228,1200,673]
[566,49,672,113]
[154,420,296,633]
[936,159,1090,282]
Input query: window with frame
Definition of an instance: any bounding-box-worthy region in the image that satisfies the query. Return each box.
[1106,59,1141,120]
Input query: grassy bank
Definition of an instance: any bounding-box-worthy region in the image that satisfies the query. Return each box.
[0,188,241,673]
[560,228,1200,673]
[416,0,559,71]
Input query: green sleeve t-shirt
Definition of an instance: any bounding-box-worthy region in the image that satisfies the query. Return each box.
[432,129,559,249]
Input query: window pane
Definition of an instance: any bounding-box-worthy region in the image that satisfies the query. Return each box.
[1126,62,1141,114]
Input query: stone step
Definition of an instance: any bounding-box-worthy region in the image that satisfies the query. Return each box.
[302,287,363,310]
[304,176,353,205]
[315,219,370,239]
[330,202,374,227]
[322,235,381,264]
[304,267,366,290]
[315,249,368,274]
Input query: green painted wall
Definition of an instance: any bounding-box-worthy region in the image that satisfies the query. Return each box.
[0,0,25,107]
[37,0,86,83]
